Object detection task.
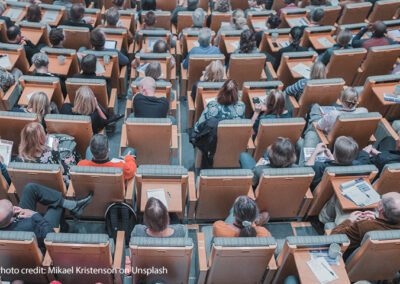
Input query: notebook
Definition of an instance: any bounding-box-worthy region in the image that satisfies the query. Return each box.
[147,189,168,209]
[307,257,338,283]
[42,10,59,23]
[96,61,106,74]
[292,63,311,79]
[340,178,381,207]
[0,139,13,166]
[317,37,333,48]
[384,94,400,103]
[0,55,12,69]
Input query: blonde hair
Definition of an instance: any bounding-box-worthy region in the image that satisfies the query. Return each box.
[27,92,50,122]
[340,87,359,110]
[19,122,47,161]
[72,86,96,115]
[202,60,224,82]
[310,61,327,80]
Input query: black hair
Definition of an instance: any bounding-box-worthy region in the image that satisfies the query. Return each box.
[233,196,258,237]
[290,26,304,47]
[7,25,21,41]
[239,29,256,54]
[81,54,97,74]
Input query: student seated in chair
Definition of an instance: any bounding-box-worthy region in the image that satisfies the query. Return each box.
[308,7,325,26]
[0,67,15,93]
[240,137,297,187]
[232,29,259,54]
[7,25,39,64]
[62,3,94,31]
[213,196,271,237]
[101,7,134,45]
[306,136,369,191]
[171,0,199,26]
[49,28,65,49]
[180,7,206,36]
[0,183,92,250]
[352,21,396,49]
[319,29,353,65]
[190,60,225,102]
[78,134,137,181]
[331,192,400,259]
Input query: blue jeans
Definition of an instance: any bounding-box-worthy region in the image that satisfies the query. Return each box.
[239,152,266,187]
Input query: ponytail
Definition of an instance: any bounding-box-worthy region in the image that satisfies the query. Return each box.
[239,220,257,237]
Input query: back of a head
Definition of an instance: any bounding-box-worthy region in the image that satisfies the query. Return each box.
[310,8,325,23]
[381,192,400,224]
[90,28,105,50]
[139,76,156,94]
[90,134,109,160]
[214,0,231,12]
[239,29,256,53]
[106,7,120,26]
[372,21,387,38]
[290,26,304,46]
[19,122,46,160]
[81,54,97,74]
[0,199,14,228]
[32,52,49,69]
[333,136,359,165]
[192,8,205,28]
[145,61,162,80]
[73,86,96,115]
[203,60,224,82]
[232,9,246,29]
[310,61,326,80]
[112,0,124,8]
[144,197,169,232]
[28,91,50,122]
[265,89,286,116]
[267,137,296,168]
[188,0,199,10]
[198,28,212,47]
[217,79,239,106]
[0,67,15,92]
[7,25,20,41]
[267,14,282,29]
[153,39,169,53]
[233,196,258,237]
[142,0,157,10]
[340,87,359,110]
[337,29,352,47]
[26,4,42,22]
[49,28,65,46]
[144,11,156,27]
[70,3,85,21]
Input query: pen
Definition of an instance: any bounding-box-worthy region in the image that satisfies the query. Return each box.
[321,261,335,277]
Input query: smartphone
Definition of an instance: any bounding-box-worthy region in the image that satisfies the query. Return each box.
[253,97,261,104]
[46,136,54,149]
[272,42,279,48]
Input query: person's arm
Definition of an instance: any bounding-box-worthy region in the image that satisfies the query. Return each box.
[0,162,11,185]
[284,79,305,100]
[117,51,129,66]
[19,209,54,245]
[352,26,368,48]
[319,49,331,65]
[306,143,333,166]
[123,154,137,180]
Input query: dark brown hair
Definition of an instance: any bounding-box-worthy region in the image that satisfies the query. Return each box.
[90,28,105,50]
[143,197,169,232]
[144,11,156,27]
[265,89,286,116]
[267,137,297,168]
[26,5,42,22]
[217,79,239,106]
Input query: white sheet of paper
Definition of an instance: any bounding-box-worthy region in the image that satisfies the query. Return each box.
[205,97,216,104]
[0,139,13,166]
[26,92,35,102]
[303,147,330,162]
[104,40,117,49]
[292,63,311,79]
[192,41,200,47]
[110,158,125,163]
[147,38,158,50]
[307,257,338,284]
[317,37,333,48]
[252,21,265,29]
[96,61,106,74]
[388,29,400,39]
[0,55,12,69]
[230,41,239,49]
[42,10,58,23]
[147,189,168,209]
[5,8,22,20]
[137,62,149,72]
[288,17,308,27]
[341,180,380,206]
[279,41,290,48]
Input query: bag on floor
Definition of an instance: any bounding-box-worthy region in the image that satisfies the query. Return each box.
[105,202,138,245]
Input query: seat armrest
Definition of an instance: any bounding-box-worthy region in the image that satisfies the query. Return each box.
[113,231,125,284]
[108,88,118,114]
[7,183,18,205]
[187,92,195,129]
[181,63,188,80]
[380,118,400,141]
[263,256,278,284]
[119,66,128,96]
[287,95,300,117]
[298,188,313,217]
[66,183,76,198]
[171,125,178,157]
[265,62,278,80]
[125,177,134,206]
[125,99,133,117]
[247,137,255,155]
[196,232,208,284]
[312,122,329,145]
[120,124,128,155]
[188,171,197,220]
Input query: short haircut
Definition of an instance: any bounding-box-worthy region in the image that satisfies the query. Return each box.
[188,0,199,10]
[217,79,239,105]
[90,28,106,50]
[90,134,109,160]
[198,28,211,47]
[381,193,400,224]
[267,137,297,168]
[32,52,49,69]
[214,0,231,12]
[81,54,97,74]
[267,14,282,29]
[144,197,169,232]
[70,3,85,21]
[372,21,387,38]
[310,8,325,23]
[105,7,120,26]
[49,28,64,46]
[144,11,156,27]
[333,136,359,165]
[310,60,326,80]
[192,8,205,28]
[265,89,286,116]
[153,39,169,53]
[145,61,162,80]
[340,87,359,110]
[26,4,42,22]
[0,67,15,92]
[7,25,21,41]
[336,29,352,47]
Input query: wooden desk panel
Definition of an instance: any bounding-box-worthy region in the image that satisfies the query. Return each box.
[371,83,400,120]
[267,35,291,53]
[287,60,313,79]
[248,90,268,112]
[47,56,73,76]
[104,34,124,51]
[0,52,18,71]
[96,58,114,78]
[140,180,183,213]
[309,34,335,51]
[20,28,43,46]
[223,37,240,54]
[19,86,55,106]
[285,15,310,28]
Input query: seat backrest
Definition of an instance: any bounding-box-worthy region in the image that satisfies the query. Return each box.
[328,112,382,148]
[118,9,136,33]
[0,83,20,111]
[40,46,80,77]
[255,167,315,218]
[138,29,172,53]
[301,26,336,49]
[326,48,367,85]
[8,162,66,198]
[4,1,29,22]
[141,10,171,29]
[228,53,266,89]
[337,2,373,25]
[125,117,172,164]
[318,6,341,26]
[39,3,66,26]
[69,166,125,218]
[307,164,378,216]
[130,237,193,284]
[277,51,317,86]
[297,78,345,117]
[214,119,253,168]
[155,0,177,11]
[44,114,93,158]
[354,44,400,86]
[368,0,400,22]
[195,169,253,220]
[373,163,400,195]
[0,231,45,283]
[58,25,91,50]
[0,111,37,154]
[66,78,108,109]
[102,27,128,52]
[177,11,200,33]
[207,237,276,284]
[135,52,173,80]
[246,10,276,30]
[346,230,400,282]
[0,43,30,73]
[187,54,225,92]
[210,11,232,32]
[19,21,50,46]
[45,233,114,284]
[131,80,172,102]
[231,0,249,10]
[254,117,306,161]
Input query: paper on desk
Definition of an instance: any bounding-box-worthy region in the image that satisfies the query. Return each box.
[147,38,158,50]
[205,97,216,105]
[252,21,265,29]
[292,63,311,79]
[288,18,308,27]
[279,41,290,48]
[341,180,380,206]
[42,10,58,23]
[388,29,400,39]
[96,61,106,75]
[137,63,149,73]
[303,147,330,163]
[307,257,338,284]
[110,158,125,163]
[0,139,13,166]
[147,188,168,209]
[317,37,333,48]
[5,8,22,20]
[0,55,12,69]
[230,41,239,49]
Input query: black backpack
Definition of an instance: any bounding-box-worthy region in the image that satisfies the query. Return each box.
[105,202,138,245]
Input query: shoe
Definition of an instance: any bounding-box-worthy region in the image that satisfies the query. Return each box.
[70,192,93,218]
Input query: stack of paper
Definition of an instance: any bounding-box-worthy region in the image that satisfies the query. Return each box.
[340,178,381,206]
[42,10,58,23]
[0,139,13,166]
[303,147,330,163]
[307,257,338,283]
[147,189,168,209]
[96,61,106,74]
[292,63,311,79]
[279,41,290,48]
[5,8,22,20]
[104,40,117,50]
[384,94,400,103]
[0,55,12,69]
[317,37,333,48]
[230,41,239,49]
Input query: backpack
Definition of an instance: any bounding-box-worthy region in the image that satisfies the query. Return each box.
[105,202,138,245]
